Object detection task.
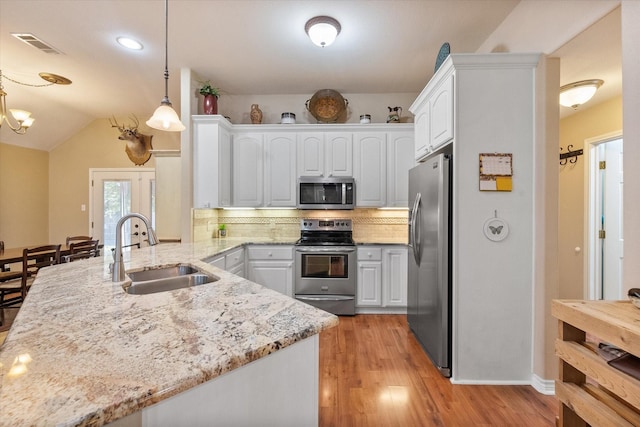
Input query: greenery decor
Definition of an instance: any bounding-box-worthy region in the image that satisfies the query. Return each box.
[199,82,220,98]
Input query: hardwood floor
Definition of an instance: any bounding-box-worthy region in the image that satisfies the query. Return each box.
[319,315,558,426]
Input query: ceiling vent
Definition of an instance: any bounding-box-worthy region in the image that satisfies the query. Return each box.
[11,33,62,54]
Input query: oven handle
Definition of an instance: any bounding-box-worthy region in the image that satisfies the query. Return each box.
[295,247,356,253]
[296,295,354,301]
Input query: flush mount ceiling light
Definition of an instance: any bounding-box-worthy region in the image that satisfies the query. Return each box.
[305,16,341,48]
[146,0,185,132]
[559,79,604,109]
[0,70,71,135]
[116,36,143,50]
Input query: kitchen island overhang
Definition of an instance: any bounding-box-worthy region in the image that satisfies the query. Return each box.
[0,241,338,427]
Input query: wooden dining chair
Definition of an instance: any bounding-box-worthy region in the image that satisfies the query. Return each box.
[0,244,61,308]
[66,235,92,246]
[64,239,100,262]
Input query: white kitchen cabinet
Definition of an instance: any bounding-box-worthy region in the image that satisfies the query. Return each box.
[325,133,353,177]
[356,247,383,307]
[354,133,387,207]
[357,245,408,313]
[410,68,454,162]
[297,132,324,177]
[247,245,294,297]
[206,246,245,278]
[386,131,415,207]
[382,247,408,307]
[232,132,264,207]
[264,133,296,207]
[193,116,232,208]
[297,132,353,177]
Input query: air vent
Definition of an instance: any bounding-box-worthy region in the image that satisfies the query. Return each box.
[11,33,62,54]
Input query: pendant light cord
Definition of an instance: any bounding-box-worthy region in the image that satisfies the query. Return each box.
[162,0,170,104]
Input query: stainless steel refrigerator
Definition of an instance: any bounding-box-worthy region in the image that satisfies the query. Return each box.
[407,151,452,377]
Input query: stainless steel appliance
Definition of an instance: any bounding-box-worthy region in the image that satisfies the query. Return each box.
[407,150,452,377]
[294,219,356,315]
[297,177,355,210]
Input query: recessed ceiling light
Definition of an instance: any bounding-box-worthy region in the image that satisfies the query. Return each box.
[116,36,143,50]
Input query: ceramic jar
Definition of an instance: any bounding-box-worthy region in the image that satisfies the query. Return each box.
[250,104,263,124]
[281,112,296,124]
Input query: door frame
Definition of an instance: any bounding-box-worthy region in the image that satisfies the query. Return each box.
[89,167,155,248]
[583,130,622,299]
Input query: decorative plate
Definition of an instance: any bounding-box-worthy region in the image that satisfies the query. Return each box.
[435,42,451,73]
[483,217,509,242]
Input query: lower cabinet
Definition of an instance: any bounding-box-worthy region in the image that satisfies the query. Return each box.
[247,245,294,297]
[356,245,408,313]
[206,247,245,278]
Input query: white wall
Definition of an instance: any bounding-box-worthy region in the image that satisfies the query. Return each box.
[622,2,640,294]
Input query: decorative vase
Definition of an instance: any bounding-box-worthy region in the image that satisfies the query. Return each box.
[250,104,263,124]
[203,94,218,115]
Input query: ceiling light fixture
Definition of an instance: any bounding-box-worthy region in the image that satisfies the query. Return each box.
[116,36,143,50]
[0,70,71,135]
[305,16,341,48]
[559,79,604,109]
[146,0,185,132]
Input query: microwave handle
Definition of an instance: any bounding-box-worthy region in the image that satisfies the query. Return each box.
[342,183,346,204]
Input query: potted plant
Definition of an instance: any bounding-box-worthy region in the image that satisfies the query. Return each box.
[218,223,227,238]
[199,82,220,115]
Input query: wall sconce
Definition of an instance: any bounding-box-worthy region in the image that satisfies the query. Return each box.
[559,79,604,109]
[305,16,341,48]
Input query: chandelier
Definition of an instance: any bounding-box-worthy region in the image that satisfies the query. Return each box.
[0,70,71,135]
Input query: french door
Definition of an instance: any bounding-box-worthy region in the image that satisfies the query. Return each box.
[90,169,155,253]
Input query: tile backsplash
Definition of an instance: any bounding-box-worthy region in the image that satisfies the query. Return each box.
[192,208,408,243]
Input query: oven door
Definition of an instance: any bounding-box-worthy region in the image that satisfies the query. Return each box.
[294,246,356,295]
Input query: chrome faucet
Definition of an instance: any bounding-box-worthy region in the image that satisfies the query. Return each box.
[111,213,158,282]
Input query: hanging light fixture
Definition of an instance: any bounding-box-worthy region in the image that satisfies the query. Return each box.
[559,79,604,109]
[305,16,341,48]
[0,70,71,135]
[146,0,185,132]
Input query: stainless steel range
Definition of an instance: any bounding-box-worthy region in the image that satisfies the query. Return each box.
[294,219,356,316]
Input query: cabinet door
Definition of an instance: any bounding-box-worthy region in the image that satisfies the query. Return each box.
[297,132,324,177]
[414,109,430,161]
[354,133,386,207]
[265,133,296,207]
[248,261,294,297]
[208,255,225,270]
[227,263,245,278]
[383,247,408,307]
[357,261,382,306]
[387,131,415,207]
[326,133,353,177]
[193,119,231,208]
[430,73,454,150]
[233,133,264,207]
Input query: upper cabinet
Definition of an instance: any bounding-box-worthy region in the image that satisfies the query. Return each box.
[265,133,297,207]
[233,132,264,207]
[193,119,414,209]
[193,116,232,208]
[410,68,454,162]
[298,132,353,177]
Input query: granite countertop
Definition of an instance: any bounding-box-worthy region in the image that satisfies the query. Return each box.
[0,241,338,427]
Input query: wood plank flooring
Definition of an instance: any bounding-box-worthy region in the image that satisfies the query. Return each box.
[319,315,558,426]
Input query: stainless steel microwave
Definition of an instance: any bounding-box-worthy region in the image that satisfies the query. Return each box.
[297,177,355,210]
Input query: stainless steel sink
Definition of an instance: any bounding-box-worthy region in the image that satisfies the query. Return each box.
[124,264,218,295]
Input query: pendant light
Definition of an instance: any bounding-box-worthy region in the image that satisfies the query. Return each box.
[146,0,185,132]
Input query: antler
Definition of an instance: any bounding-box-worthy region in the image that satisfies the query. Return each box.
[129,114,140,131]
[109,115,125,132]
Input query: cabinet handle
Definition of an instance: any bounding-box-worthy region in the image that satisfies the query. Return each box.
[268,252,272,257]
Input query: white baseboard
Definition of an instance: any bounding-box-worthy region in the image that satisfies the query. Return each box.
[531,373,555,395]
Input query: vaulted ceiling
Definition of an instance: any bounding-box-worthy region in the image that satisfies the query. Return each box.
[0,0,621,151]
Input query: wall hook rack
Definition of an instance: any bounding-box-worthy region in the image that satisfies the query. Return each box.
[559,145,583,165]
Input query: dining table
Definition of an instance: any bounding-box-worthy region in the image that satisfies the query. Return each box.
[0,244,73,272]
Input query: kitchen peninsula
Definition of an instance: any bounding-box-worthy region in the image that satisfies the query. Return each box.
[0,240,338,427]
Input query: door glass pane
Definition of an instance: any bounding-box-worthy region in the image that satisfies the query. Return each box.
[103,180,132,249]
[150,179,156,229]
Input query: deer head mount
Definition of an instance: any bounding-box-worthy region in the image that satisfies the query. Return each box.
[110,115,153,166]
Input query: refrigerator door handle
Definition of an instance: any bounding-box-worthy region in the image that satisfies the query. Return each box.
[409,192,422,264]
